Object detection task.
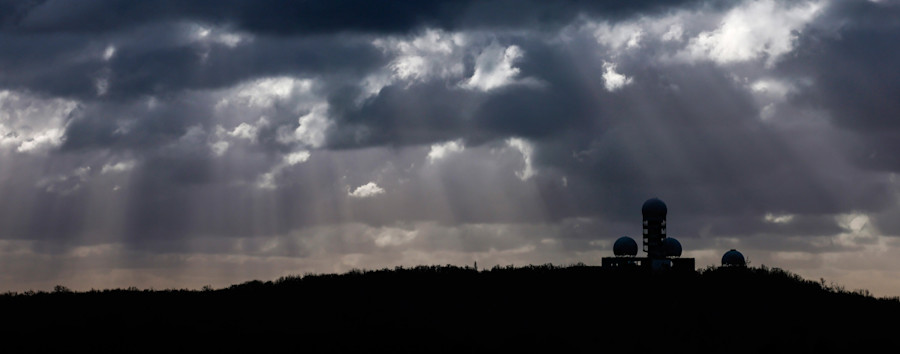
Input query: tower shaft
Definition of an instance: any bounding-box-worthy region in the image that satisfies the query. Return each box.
[643,217,666,259]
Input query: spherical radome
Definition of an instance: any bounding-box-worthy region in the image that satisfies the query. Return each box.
[641,198,667,218]
[722,249,746,267]
[613,236,638,257]
[663,237,682,257]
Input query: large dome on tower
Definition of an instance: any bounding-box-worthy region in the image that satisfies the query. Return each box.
[641,198,667,218]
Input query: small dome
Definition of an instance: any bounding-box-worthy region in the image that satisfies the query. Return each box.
[642,198,667,218]
[722,249,746,267]
[663,237,682,258]
[613,236,638,257]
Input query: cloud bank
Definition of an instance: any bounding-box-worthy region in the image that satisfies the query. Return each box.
[2,0,900,296]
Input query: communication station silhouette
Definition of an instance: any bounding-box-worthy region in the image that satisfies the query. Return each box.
[603,198,747,271]
[602,198,695,272]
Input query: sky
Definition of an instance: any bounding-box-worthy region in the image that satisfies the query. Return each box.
[1,0,900,295]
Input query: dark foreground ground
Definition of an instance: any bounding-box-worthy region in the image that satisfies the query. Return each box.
[2,264,897,353]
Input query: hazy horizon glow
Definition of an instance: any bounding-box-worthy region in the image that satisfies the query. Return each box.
[2,0,900,296]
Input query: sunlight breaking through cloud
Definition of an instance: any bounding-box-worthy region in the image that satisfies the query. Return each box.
[0,0,899,298]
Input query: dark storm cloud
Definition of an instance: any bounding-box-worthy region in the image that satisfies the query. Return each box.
[7,0,890,233]
[319,21,894,234]
[0,25,384,100]
[15,0,883,234]
[780,1,900,171]
[5,0,900,295]
[107,35,382,99]
[326,81,481,148]
[2,0,711,35]
[326,37,618,149]
[61,97,206,151]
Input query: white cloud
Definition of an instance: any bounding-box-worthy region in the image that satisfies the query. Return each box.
[101,160,137,174]
[279,104,331,148]
[750,78,794,100]
[661,24,684,42]
[0,90,78,154]
[427,139,465,163]
[191,24,250,48]
[349,182,385,198]
[759,104,777,121]
[16,127,67,153]
[233,77,313,108]
[507,138,536,181]
[681,0,823,66]
[219,117,268,146]
[365,31,539,98]
[256,172,276,190]
[284,150,311,166]
[602,62,633,92]
[749,78,796,120]
[188,24,252,62]
[213,76,320,118]
[215,33,245,48]
[102,45,116,61]
[362,30,467,99]
[764,213,795,224]
[73,166,90,179]
[377,29,466,82]
[837,213,870,234]
[94,77,110,96]
[463,43,524,91]
[210,141,230,156]
[254,150,312,189]
[359,73,395,102]
[393,55,429,81]
[212,78,329,149]
[833,213,877,249]
[581,9,694,52]
[229,122,259,141]
[593,22,644,50]
[373,228,419,247]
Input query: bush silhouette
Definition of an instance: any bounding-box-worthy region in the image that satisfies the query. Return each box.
[1,264,896,352]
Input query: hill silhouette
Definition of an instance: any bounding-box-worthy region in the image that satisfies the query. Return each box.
[2,264,897,352]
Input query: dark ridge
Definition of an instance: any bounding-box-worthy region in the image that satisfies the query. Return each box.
[2,264,896,352]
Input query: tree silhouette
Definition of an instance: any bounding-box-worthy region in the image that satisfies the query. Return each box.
[0,264,896,352]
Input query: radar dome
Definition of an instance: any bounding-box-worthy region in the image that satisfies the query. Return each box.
[642,198,667,218]
[663,237,682,257]
[613,236,638,257]
[722,249,746,267]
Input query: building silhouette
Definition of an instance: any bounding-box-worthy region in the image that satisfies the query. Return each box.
[602,198,694,272]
